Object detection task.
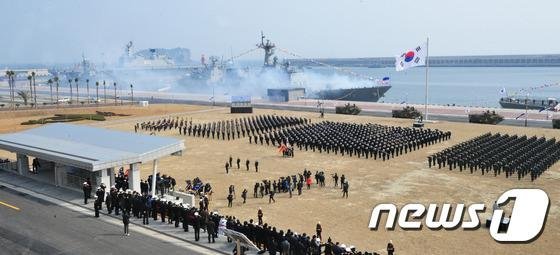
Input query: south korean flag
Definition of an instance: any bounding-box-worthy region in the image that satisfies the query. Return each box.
[395,42,427,71]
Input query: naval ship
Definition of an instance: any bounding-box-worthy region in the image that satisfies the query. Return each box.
[499,96,558,110]
[315,85,391,101]
[54,33,391,102]
[255,32,392,102]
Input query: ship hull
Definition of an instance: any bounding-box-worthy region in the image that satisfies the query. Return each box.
[499,97,558,110]
[315,85,391,102]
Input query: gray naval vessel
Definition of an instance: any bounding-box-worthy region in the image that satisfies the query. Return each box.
[54,33,391,102]
[499,96,558,110]
[255,32,392,102]
[315,85,391,101]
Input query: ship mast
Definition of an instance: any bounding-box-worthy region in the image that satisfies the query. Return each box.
[257,31,276,67]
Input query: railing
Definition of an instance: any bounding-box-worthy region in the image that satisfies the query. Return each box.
[0,162,17,172]
[66,173,97,190]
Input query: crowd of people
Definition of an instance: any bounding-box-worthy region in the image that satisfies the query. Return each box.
[428,132,560,181]
[82,168,179,205]
[259,121,451,160]
[225,169,351,210]
[225,214,389,255]
[85,169,388,255]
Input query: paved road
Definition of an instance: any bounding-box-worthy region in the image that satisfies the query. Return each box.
[0,187,208,255]
[0,87,555,128]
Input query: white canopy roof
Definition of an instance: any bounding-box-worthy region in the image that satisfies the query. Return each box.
[0,123,184,171]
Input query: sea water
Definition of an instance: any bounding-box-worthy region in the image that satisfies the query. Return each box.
[311,66,560,108]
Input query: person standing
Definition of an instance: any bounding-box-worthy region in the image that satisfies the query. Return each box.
[193,212,201,241]
[246,159,250,171]
[242,189,247,204]
[288,182,293,198]
[237,158,241,169]
[227,193,234,207]
[257,208,263,225]
[122,212,130,236]
[206,219,216,243]
[94,197,101,218]
[268,190,275,204]
[229,156,233,169]
[82,182,90,204]
[253,183,259,198]
[32,158,40,174]
[143,196,151,225]
[342,181,349,198]
[95,187,105,202]
[254,160,259,172]
[316,222,323,241]
[387,240,395,255]
[225,162,230,174]
[229,185,236,199]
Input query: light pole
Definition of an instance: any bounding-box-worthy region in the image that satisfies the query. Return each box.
[54,76,59,107]
[86,79,90,104]
[75,78,79,105]
[68,79,73,104]
[130,84,134,104]
[48,79,53,104]
[524,93,529,127]
[31,71,37,107]
[95,81,99,103]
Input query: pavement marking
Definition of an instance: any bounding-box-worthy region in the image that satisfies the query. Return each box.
[0,200,20,211]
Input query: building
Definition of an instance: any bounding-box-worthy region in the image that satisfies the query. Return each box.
[0,123,184,194]
[267,88,306,102]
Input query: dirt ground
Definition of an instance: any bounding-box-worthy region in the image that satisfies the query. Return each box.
[1,104,559,255]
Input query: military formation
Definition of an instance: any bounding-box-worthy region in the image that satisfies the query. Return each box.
[135,115,309,142]
[261,121,451,160]
[428,132,560,181]
[182,114,308,141]
[135,116,185,133]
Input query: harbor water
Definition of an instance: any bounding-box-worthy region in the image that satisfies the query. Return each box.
[310,66,560,108]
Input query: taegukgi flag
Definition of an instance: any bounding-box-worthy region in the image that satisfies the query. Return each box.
[395,42,427,71]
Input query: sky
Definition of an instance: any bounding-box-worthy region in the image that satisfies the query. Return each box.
[1,0,559,64]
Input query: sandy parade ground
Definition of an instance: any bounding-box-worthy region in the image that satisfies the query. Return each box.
[0,103,559,255]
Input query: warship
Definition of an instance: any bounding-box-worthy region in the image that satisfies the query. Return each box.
[53,33,391,102]
[254,32,392,102]
[499,96,558,110]
[314,85,391,101]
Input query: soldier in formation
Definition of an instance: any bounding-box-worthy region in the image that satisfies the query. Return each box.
[151,114,310,141]
[256,121,451,161]
[428,132,560,181]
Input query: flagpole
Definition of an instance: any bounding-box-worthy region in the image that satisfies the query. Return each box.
[424,37,430,121]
